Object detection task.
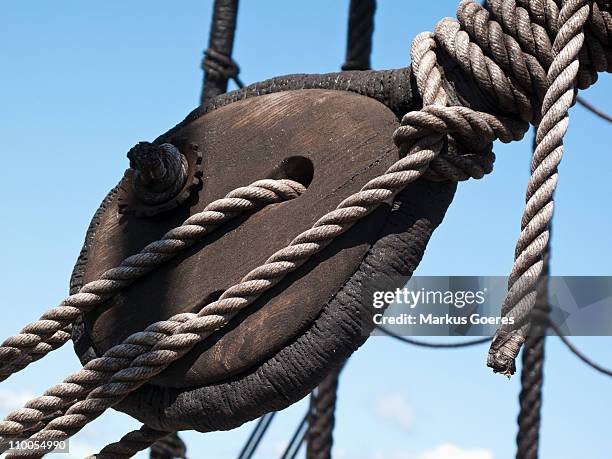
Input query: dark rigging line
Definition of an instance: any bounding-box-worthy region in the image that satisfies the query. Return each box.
[237,412,277,459]
[375,324,492,348]
[548,320,612,377]
[289,426,308,459]
[279,408,309,459]
[306,368,343,459]
[577,96,612,123]
[516,157,549,459]
[378,318,612,376]
[342,0,377,71]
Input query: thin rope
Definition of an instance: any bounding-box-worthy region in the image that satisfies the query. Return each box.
[0,179,304,383]
[576,95,612,122]
[280,407,309,459]
[548,321,612,377]
[237,412,276,459]
[375,325,492,348]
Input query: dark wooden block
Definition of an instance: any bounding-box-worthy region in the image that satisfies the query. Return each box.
[75,89,399,388]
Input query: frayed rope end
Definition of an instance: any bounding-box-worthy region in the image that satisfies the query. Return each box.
[487,330,525,377]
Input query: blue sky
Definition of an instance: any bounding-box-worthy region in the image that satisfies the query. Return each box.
[0,1,610,458]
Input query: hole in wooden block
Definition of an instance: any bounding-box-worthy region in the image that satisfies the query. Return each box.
[268,156,314,188]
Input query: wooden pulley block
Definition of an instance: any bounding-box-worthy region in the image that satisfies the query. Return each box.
[71,76,457,433]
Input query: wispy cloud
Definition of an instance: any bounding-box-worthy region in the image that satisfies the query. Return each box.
[416,443,494,459]
[374,393,413,431]
[369,443,494,459]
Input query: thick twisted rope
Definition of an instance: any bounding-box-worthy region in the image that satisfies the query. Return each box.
[516,296,549,459]
[306,369,341,459]
[488,0,593,375]
[83,425,171,459]
[0,178,304,383]
[83,428,187,459]
[149,432,187,459]
[342,0,377,71]
[515,202,550,459]
[200,0,241,104]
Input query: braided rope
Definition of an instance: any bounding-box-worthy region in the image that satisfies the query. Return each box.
[0,179,304,383]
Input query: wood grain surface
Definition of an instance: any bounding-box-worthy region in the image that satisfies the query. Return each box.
[78,89,399,388]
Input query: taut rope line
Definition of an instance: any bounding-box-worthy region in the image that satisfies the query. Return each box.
[0,179,305,383]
